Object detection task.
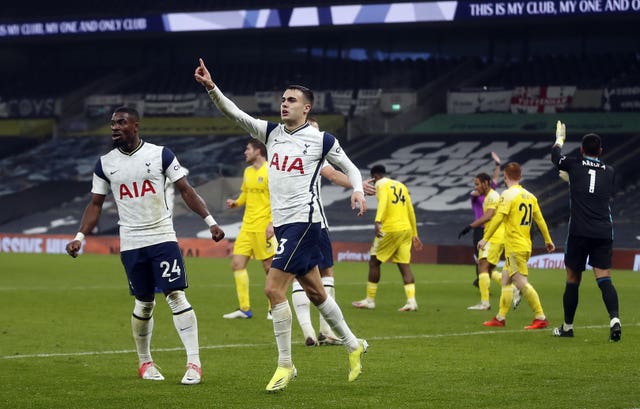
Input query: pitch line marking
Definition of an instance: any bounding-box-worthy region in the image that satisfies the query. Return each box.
[2,323,634,360]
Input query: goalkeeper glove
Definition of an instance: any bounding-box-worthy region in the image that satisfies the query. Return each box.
[555,120,566,147]
[559,170,569,183]
[458,225,472,239]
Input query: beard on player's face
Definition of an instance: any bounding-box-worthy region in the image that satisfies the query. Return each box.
[112,131,138,151]
[112,138,127,149]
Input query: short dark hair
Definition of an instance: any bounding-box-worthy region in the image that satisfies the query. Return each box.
[370,164,386,177]
[287,84,314,107]
[113,106,140,121]
[582,133,602,157]
[248,138,267,158]
[475,172,492,184]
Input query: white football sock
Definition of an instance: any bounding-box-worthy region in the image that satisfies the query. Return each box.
[131,299,155,364]
[319,276,336,335]
[292,280,316,342]
[317,297,358,351]
[271,301,293,368]
[167,291,200,367]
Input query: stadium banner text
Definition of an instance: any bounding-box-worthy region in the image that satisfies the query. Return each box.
[1,233,637,270]
[0,234,232,258]
[3,2,639,38]
[0,16,163,38]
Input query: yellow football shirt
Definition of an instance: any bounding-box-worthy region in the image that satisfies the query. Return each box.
[486,184,551,253]
[483,188,504,244]
[236,162,272,232]
[374,177,418,236]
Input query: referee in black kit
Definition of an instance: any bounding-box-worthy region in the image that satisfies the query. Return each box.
[550,120,620,342]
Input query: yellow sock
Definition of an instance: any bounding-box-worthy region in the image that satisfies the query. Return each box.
[491,269,502,284]
[403,283,416,300]
[366,282,378,301]
[498,285,513,319]
[522,283,545,319]
[478,272,490,303]
[233,269,250,311]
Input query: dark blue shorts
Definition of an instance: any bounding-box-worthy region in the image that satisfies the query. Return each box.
[564,235,613,272]
[120,241,188,297]
[318,228,334,270]
[273,222,322,277]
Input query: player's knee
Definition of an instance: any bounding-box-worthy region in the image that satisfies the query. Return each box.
[264,284,286,303]
[133,299,155,320]
[230,259,243,271]
[264,284,276,299]
[165,290,192,315]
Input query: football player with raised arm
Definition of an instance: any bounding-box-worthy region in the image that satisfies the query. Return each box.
[195,58,368,392]
[479,162,555,330]
[551,121,620,341]
[65,107,225,385]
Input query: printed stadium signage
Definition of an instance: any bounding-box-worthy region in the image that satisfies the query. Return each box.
[510,86,576,113]
[603,87,640,112]
[2,2,638,38]
[1,233,637,269]
[447,89,512,114]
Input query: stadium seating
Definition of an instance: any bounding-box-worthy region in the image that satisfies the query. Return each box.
[464,53,640,89]
[3,131,638,250]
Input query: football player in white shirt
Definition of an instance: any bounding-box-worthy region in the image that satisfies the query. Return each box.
[65,107,225,385]
[291,118,376,347]
[195,58,368,392]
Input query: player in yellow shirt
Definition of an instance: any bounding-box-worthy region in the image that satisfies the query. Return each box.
[223,138,278,319]
[460,172,505,310]
[479,162,555,329]
[352,165,423,312]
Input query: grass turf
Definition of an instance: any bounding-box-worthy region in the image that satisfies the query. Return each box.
[2,253,639,408]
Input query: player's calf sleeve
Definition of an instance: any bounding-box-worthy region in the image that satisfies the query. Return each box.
[132,299,155,364]
[562,281,580,324]
[322,276,335,299]
[522,283,545,319]
[597,277,619,319]
[498,285,513,319]
[319,277,335,333]
[291,281,315,341]
[366,282,378,301]
[166,291,200,366]
[317,297,358,351]
[233,269,250,311]
[271,301,293,367]
[478,273,490,303]
[403,283,416,300]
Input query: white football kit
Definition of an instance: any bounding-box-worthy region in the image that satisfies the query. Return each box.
[92,140,188,251]
[208,87,363,227]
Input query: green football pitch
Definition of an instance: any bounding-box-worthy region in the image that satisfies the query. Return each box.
[2,253,639,408]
